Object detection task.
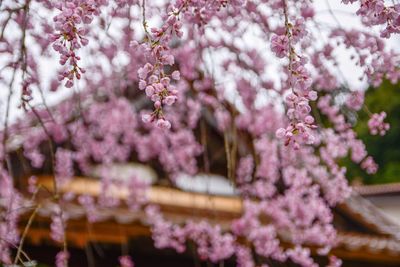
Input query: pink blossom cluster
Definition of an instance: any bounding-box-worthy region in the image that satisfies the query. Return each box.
[346,90,365,111]
[342,0,400,38]
[119,255,134,267]
[275,117,317,150]
[55,251,69,267]
[138,0,244,129]
[78,195,99,222]
[327,255,343,267]
[146,206,235,263]
[270,34,289,58]
[235,245,254,267]
[317,94,378,176]
[272,10,318,149]
[287,246,317,267]
[318,95,351,132]
[126,176,150,211]
[50,207,67,243]
[51,0,107,88]
[368,111,390,136]
[330,29,400,86]
[0,167,22,265]
[55,148,74,186]
[136,3,185,129]
[361,156,378,174]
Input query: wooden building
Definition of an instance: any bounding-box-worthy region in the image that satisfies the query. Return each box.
[7,92,400,266]
[14,173,400,267]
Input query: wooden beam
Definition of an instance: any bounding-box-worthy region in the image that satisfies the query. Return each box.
[37,176,243,216]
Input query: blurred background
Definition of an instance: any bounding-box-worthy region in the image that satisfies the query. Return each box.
[345,81,400,185]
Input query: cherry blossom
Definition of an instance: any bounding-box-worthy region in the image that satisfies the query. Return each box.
[368,111,390,136]
[0,0,399,266]
[119,255,134,267]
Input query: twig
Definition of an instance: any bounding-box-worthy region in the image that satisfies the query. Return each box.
[0,236,32,264]
[224,132,232,181]
[141,0,150,38]
[200,119,210,172]
[28,104,69,267]
[13,204,41,264]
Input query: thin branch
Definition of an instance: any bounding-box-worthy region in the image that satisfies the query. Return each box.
[224,132,232,181]
[13,204,41,264]
[0,236,32,264]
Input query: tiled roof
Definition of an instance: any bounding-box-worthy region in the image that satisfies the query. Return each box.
[354,183,400,196]
[338,193,400,239]
[337,231,400,255]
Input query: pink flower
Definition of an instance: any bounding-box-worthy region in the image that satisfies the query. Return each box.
[308,90,318,101]
[301,5,315,18]
[215,108,231,131]
[55,148,73,186]
[361,156,378,174]
[271,34,289,58]
[171,70,180,80]
[129,40,139,47]
[50,211,66,243]
[142,113,153,123]
[55,251,69,267]
[138,67,149,79]
[292,18,308,43]
[138,80,147,90]
[164,95,177,106]
[368,112,390,136]
[327,255,342,267]
[275,128,286,138]
[287,246,317,267]
[156,119,171,129]
[304,115,314,124]
[346,90,364,111]
[145,85,155,96]
[237,156,254,183]
[28,175,38,194]
[119,255,134,267]
[162,54,175,65]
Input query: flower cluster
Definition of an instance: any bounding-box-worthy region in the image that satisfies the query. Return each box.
[55,251,69,267]
[342,0,400,38]
[330,29,400,87]
[328,255,343,267]
[361,156,378,174]
[0,168,22,265]
[1,0,400,266]
[119,255,134,267]
[50,207,67,243]
[146,206,235,263]
[346,90,365,111]
[270,34,289,58]
[235,245,254,267]
[275,114,317,150]
[317,94,377,183]
[136,4,185,129]
[273,8,317,149]
[52,0,107,88]
[368,111,390,136]
[55,148,74,187]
